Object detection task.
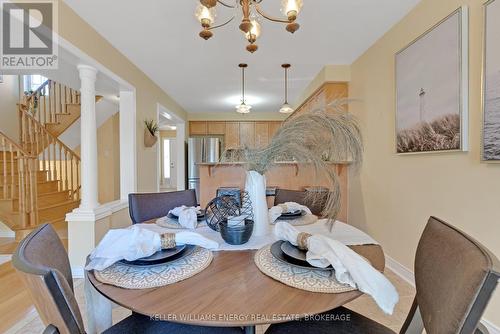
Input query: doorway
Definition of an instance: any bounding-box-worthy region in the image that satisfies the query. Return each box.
[161,137,177,191]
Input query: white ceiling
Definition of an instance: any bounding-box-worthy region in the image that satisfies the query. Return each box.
[64,0,420,114]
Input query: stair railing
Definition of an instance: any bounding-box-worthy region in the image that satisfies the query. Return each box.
[23,79,80,128]
[0,131,38,229]
[19,107,81,202]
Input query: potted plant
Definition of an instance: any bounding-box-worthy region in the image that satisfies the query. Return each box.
[144,119,159,147]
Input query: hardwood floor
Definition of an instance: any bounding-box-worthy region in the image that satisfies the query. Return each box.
[0,222,68,333]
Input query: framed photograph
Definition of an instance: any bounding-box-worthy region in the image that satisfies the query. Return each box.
[482,0,500,162]
[395,7,469,154]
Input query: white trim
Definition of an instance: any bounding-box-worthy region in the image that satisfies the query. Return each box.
[66,200,128,222]
[72,266,85,279]
[0,230,15,238]
[385,255,415,287]
[483,319,500,334]
[385,253,500,333]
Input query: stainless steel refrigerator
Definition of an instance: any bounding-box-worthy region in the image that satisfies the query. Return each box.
[187,137,222,203]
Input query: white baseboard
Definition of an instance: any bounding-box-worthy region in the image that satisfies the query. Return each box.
[0,230,15,238]
[385,255,415,287]
[72,266,84,279]
[385,254,500,334]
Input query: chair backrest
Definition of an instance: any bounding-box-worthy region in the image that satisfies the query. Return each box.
[400,217,500,334]
[274,189,328,216]
[12,224,85,334]
[128,189,197,224]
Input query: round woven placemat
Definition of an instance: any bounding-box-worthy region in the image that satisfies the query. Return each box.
[94,247,213,289]
[155,216,206,229]
[254,245,355,293]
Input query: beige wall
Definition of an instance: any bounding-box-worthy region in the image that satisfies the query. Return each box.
[0,75,20,140]
[97,113,120,203]
[59,1,187,193]
[348,0,500,326]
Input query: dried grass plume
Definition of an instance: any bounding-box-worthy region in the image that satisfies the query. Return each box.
[221,99,363,224]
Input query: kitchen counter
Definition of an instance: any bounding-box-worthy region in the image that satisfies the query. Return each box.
[198,162,349,222]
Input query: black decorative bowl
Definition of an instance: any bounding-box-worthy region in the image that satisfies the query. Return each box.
[219,219,254,245]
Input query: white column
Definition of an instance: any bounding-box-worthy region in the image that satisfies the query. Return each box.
[119,90,137,200]
[78,65,99,210]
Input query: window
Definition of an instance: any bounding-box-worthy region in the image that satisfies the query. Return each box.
[23,75,48,93]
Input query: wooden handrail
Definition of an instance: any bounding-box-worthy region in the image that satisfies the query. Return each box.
[25,79,50,100]
[0,130,35,158]
[20,110,81,160]
[19,106,81,204]
[0,132,39,228]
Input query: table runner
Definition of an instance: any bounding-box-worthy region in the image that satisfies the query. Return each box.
[138,219,378,251]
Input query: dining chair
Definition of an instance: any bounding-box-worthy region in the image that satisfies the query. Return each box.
[13,224,244,334]
[265,216,500,334]
[128,189,197,224]
[274,188,328,216]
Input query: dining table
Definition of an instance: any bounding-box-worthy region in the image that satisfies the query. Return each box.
[86,241,385,334]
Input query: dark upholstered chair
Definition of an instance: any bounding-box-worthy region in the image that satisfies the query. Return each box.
[13,224,244,334]
[265,217,500,334]
[128,190,197,224]
[274,188,328,217]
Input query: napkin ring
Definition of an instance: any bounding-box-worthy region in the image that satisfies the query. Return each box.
[297,232,312,250]
[161,233,176,249]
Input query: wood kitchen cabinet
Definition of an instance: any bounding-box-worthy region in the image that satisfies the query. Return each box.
[291,82,348,117]
[224,122,240,149]
[207,122,225,135]
[189,121,208,135]
[189,120,283,149]
[239,122,255,148]
[254,122,269,148]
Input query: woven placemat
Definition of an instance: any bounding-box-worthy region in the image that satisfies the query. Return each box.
[94,247,213,289]
[254,245,355,293]
[274,214,318,226]
[155,216,205,229]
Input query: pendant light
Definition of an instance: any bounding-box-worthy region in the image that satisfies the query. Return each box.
[279,64,294,114]
[236,63,251,114]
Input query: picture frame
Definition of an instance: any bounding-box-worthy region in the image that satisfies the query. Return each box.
[482,0,500,162]
[395,7,469,154]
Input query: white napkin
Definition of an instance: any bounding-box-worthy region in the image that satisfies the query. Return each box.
[274,222,399,315]
[169,206,201,229]
[85,225,218,271]
[268,202,312,223]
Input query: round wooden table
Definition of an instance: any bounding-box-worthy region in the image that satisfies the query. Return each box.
[87,245,385,334]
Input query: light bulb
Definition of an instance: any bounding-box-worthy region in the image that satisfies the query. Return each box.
[245,20,261,43]
[195,4,215,27]
[236,103,252,114]
[279,103,294,114]
[281,0,303,21]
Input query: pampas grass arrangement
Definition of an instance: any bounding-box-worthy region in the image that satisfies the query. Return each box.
[221,99,363,225]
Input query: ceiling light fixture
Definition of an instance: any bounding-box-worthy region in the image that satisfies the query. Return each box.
[195,0,303,53]
[279,64,294,114]
[236,63,251,114]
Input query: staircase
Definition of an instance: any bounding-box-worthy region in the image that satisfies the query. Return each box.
[0,80,84,239]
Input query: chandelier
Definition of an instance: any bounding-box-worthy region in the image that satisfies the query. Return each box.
[236,63,251,114]
[195,0,303,53]
[279,64,294,113]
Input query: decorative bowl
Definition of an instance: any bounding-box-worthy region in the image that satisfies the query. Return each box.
[219,219,254,245]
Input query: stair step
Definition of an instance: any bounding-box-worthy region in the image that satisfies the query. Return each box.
[9,190,71,209]
[0,180,59,198]
[0,170,48,183]
[38,199,79,223]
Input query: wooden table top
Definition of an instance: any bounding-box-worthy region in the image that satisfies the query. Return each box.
[87,244,385,327]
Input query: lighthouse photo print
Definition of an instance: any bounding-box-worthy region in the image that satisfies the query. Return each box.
[395,8,468,154]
